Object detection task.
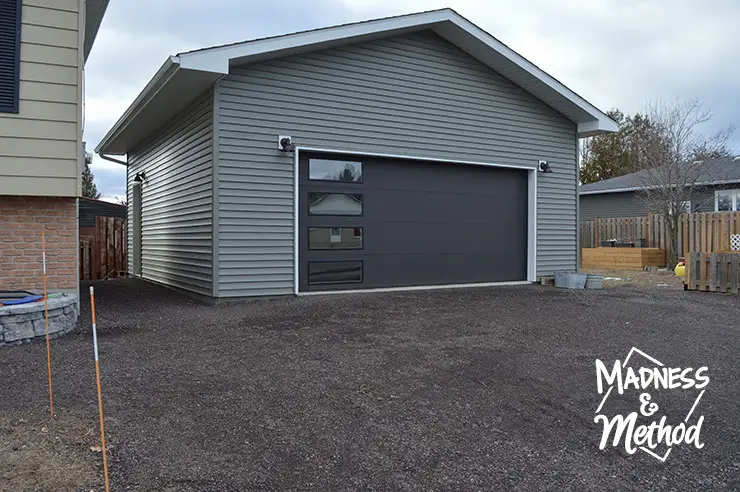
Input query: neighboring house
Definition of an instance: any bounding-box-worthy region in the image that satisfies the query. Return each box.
[96,9,616,301]
[580,157,740,220]
[78,197,126,235]
[0,0,109,293]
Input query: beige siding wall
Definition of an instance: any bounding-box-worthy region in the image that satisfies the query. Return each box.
[0,0,84,197]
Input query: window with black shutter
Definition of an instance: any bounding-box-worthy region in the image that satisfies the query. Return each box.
[0,0,21,113]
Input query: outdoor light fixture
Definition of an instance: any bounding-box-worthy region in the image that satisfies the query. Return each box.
[538,160,553,173]
[133,171,146,183]
[278,136,296,152]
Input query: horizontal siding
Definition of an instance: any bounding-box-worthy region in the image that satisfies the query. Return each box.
[692,188,717,212]
[579,187,720,220]
[0,0,82,197]
[216,31,578,296]
[579,192,650,220]
[0,137,77,158]
[127,91,214,296]
[24,0,78,11]
[22,4,78,30]
[0,176,77,196]
[0,157,77,177]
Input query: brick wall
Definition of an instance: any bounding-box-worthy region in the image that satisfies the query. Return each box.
[0,196,77,292]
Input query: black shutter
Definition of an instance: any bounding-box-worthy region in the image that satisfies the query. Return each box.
[0,0,21,113]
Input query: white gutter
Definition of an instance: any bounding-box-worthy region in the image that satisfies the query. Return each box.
[98,154,127,166]
[580,179,740,195]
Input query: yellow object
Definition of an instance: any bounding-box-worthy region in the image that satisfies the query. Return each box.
[674,262,686,277]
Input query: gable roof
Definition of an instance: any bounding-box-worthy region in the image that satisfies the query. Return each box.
[579,157,740,195]
[96,8,617,156]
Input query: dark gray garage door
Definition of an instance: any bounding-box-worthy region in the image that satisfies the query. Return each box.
[298,153,528,292]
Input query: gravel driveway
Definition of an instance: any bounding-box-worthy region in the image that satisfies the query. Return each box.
[1,279,739,491]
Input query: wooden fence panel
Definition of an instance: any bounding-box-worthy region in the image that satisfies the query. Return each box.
[580,212,740,257]
[79,217,127,281]
[685,252,740,293]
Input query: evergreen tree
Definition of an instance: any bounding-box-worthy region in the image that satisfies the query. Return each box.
[82,152,101,199]
[579,109,632,184]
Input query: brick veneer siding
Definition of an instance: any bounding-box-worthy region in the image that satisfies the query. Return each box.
[0,196,77,292]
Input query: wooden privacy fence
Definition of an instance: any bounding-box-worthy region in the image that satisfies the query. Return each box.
[80,217,127,281]
[580,212,740,256]
[685,252,740,293]
[679,212,740,256]
[580,214,667,249]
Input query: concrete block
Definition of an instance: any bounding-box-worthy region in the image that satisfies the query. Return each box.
[3,321,34,342]
[0,311,42,323]
[32,318,47,336]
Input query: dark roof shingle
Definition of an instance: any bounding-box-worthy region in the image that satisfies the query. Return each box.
[580,157,740,194]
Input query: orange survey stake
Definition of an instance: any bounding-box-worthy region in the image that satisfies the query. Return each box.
[90,286,111,492]
[41,230,54,418]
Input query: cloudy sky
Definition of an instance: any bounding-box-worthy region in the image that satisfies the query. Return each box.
[84,0,740,202]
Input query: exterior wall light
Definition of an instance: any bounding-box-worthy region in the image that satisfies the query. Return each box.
[278,136,296,152]
[538,160,552,173]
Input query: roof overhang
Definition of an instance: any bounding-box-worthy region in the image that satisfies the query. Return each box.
[84,0,109,62]
[96,8,618,156]
[580,179,740,196]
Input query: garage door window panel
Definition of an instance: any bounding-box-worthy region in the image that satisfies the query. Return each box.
[308,192,363,216]
[309,159,363,183]
[309,227,363,250]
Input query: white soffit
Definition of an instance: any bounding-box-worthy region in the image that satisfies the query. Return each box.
[96,9,616,156]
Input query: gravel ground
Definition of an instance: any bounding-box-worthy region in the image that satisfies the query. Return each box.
[1,279,739,491]
[581,268,684,289]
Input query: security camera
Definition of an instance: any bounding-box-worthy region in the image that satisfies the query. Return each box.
[538,160,552,173]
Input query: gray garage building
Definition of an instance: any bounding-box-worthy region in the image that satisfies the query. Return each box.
[96,9,616,301]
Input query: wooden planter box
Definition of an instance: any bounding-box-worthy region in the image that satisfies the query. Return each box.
[581,247,666,270]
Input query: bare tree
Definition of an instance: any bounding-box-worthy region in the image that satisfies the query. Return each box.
[632,99,734,266]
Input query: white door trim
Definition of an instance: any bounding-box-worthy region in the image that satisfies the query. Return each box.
[292,146,538,295]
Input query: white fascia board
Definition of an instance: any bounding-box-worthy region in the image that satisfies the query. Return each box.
[577,119,619,137]
[579,187,640,195]
[95,56,181,154]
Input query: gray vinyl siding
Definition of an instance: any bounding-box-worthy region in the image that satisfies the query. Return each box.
[579,187,721,221]
[215,30,577,297]
[126,91,214,296]
[691,188,719,212]
[579,192,651,220]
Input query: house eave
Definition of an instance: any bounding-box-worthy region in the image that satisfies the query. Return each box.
[580,179,740,196]
[95,57,224,155]
[84,0,110,62]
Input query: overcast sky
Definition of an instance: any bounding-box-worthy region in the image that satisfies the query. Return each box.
[84,0,740,202]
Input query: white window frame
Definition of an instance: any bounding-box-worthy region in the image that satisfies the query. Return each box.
[715,189,740,212]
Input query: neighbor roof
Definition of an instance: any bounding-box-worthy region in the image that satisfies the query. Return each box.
[579,157,740,195]
[96,8,618,156]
